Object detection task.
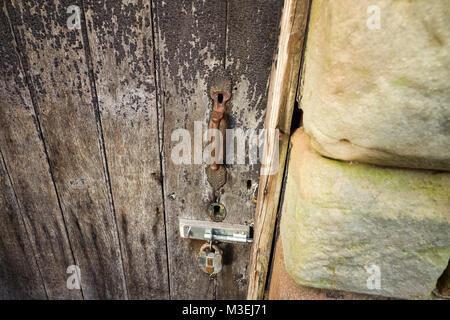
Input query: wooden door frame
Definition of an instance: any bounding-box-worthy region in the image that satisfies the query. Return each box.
[247,0,312,300]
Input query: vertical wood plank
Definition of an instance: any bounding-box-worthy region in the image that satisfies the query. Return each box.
[83,0,169,299]
[0,151,47,299]
[154,0,227,299]
[247,0,311,300]
[217,0,283,299]
[154,0,282,299]
[0,0,80,299]
[7,0,127,299]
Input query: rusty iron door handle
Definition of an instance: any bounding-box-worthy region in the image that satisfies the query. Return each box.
[208,89,230,171]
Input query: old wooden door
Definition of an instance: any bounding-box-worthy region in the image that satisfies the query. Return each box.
[0,0,282,299]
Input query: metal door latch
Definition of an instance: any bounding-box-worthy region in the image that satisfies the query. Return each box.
[179,218,253,244]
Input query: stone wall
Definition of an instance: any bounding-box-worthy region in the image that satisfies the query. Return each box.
[279,0,450,299]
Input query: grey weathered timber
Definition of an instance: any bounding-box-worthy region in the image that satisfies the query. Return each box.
[6,0,126,299]
[154,0,227,299]
[84,0,169,299]
[1,0,281,299]
[217,0,283,299]
[247,0,311,300]
[154,0,282,299]
[0,0,80,299]
[0,151,47,299]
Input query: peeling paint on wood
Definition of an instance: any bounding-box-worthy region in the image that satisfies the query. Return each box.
[1,0,282,299]
[247,0,311,300]
[84,0,169,299]
[6,0,126,299]
[154,0,227,299]
[217,0,283,299]
[154,0,281,299]
[0,0,80,299]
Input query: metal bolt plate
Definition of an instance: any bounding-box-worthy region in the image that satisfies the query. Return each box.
[179,218,252,244]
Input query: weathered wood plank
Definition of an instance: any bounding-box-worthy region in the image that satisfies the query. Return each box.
[155,0,282,299]
[84,0,169,299]
[217,0,283,299]
[154,0,227,299]
[0,151,47,299]
[6,0,127,299]
[247,0,311,300]
[0,0,80,299]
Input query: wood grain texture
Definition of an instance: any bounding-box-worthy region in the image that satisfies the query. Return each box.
[0,0,80,299]
[217,0,282,299]
[247,0,311,300]
[0,151,47,299]
[154,0,227,299]
[84,0,169,299]
[1,0,281,299]
[7,0,126,299]
[154,0,281,299]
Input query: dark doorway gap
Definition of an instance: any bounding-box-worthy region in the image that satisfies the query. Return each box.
[290,100,303,133]
[436,260,450,297]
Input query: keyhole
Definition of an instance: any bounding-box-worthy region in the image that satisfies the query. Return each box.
[218,93,223,103]
[208,202,227,222]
